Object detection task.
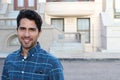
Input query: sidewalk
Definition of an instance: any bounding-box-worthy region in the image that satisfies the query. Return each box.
[52,52,120,59]
[1,52,120,59]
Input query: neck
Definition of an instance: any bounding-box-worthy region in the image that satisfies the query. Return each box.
[21,42,38,57]
[22,48,29,57]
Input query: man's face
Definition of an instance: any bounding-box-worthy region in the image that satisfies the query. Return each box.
[17,18,40,50]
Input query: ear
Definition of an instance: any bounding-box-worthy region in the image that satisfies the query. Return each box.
[38,29,42,36]
[16,28,18,31]
[39,29,42,33]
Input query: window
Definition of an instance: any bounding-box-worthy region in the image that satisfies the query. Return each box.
[51,18,64,31]
[18,0,24,7]
[114,0,120,18]
[77,18,90,43]
[47,0,94,2]
[14,0,37,10]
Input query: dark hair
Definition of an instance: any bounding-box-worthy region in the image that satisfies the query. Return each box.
[17,9,42,32]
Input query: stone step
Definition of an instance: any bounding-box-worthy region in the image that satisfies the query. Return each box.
[50,42,83,57]
[51,42,82,46]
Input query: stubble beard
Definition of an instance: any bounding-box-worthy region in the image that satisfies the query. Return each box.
[19,38,37,50]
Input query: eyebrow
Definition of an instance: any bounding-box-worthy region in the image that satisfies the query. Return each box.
[19,26,37,29]
[19,26,37,30]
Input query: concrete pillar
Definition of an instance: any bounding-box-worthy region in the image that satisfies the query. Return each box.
[80,32,85,52]
[105,0,114,19]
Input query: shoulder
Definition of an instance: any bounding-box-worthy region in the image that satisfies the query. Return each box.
[39,48,63,68]
[40,50,63,68]
[39,48,58,61]
[5,50,19,61]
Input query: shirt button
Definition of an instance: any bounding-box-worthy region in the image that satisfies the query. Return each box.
[22,71,24,74]
[32,54,34,56]
[22,59,24,61]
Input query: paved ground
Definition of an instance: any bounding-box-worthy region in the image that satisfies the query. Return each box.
[1,58,120,80]
[0,58,4,78]
[62,59,120,80]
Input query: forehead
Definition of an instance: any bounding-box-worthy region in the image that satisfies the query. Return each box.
[20,18,37,28]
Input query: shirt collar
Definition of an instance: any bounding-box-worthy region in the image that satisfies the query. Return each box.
[18,42,41,58]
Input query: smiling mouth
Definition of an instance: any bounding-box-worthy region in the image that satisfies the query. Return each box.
[23,38,32,44]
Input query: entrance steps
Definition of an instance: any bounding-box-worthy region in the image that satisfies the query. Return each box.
[51,52,120,59]
[49,41,83,58]
[49,41,120,59]
[1,52,120,59]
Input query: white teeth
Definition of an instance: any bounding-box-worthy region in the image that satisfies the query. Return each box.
[24,39,30,43]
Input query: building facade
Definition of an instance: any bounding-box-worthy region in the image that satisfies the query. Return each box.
[101,0,120,53]
[0,0,120,58]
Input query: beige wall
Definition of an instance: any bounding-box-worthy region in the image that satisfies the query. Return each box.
[38,27,54,51]
[0,0,103,55]
[0,27,55,54]
[101,0,120,52]
[1,0,8,3]
[0,28,18,53]
[64,17,77,32]
[45,1,103,52]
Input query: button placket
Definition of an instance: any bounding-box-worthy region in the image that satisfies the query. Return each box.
[21,71,25,75]
[22,59,24,61]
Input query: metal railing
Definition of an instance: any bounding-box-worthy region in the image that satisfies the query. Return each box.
[62,32,81,42]
[52,27,85,52]
[53,27,84,43]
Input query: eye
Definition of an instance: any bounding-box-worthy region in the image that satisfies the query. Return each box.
[29,28,37,32]
[18,27,26,31]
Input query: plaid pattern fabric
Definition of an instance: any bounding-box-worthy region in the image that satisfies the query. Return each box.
[2,42,64,80]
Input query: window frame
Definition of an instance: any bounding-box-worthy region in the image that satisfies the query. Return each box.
[77,18,90,43]
[114,0,120,18]
[14,0,37,10]
[51,18,64,31]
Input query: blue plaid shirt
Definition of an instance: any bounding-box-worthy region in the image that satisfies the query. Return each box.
[1,42,64,80]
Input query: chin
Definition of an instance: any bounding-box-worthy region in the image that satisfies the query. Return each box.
[21,41,36,49]
[22,44,32,49]
[23,46,32,49]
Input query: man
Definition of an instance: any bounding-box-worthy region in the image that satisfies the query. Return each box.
[2,9,64,80]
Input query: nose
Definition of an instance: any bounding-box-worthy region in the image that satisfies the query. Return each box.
[24,30,30,37]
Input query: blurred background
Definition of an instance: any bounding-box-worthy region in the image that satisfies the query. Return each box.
[1,0,120,80]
